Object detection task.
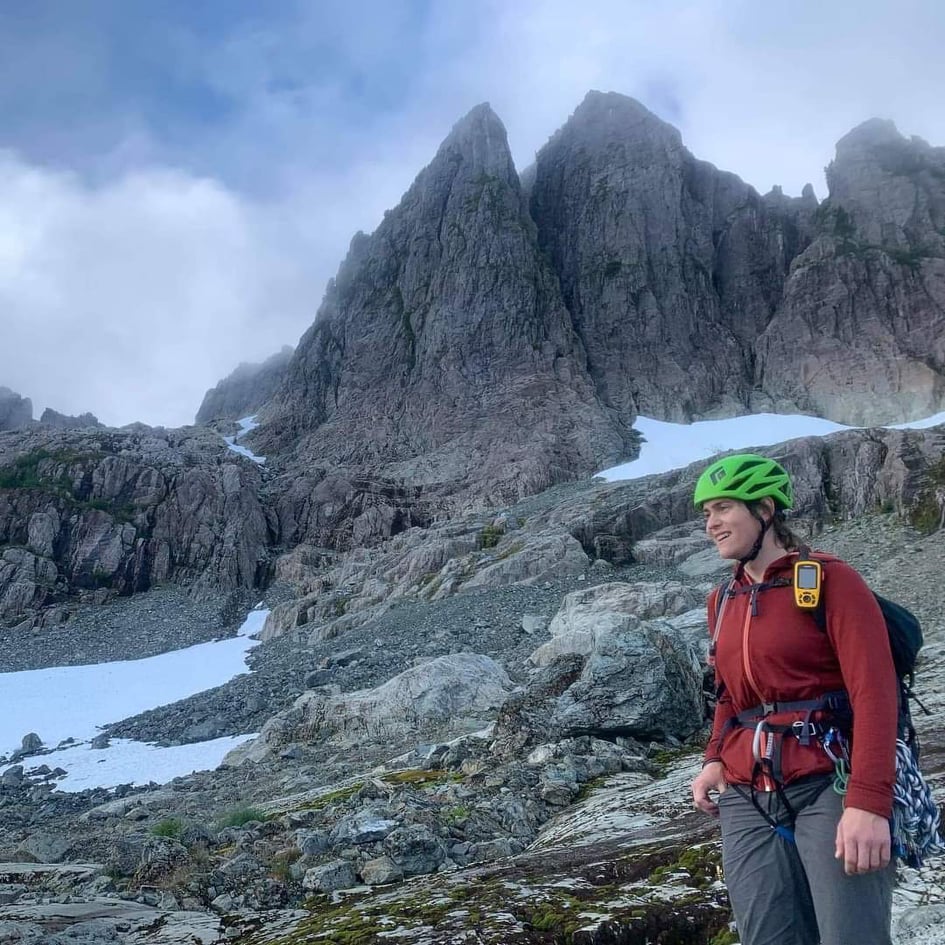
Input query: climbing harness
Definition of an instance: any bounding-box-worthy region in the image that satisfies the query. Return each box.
[723,692,850,844]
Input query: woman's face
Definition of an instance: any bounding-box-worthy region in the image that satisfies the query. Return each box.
[702,498,761,560]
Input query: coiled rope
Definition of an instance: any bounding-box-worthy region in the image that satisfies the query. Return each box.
[891,738,945,868]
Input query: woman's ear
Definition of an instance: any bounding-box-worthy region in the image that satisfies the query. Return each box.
[759,497,776,522]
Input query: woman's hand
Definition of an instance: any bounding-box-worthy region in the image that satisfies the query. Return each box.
[692,761,728,816]
[835,806,891,874]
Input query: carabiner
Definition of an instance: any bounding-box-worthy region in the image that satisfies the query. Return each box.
[752,720,766,764]
[821,727,849,764]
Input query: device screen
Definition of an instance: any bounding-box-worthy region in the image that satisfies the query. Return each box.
[796,565,819,589]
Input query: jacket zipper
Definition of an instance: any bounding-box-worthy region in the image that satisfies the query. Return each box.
[741,584,775,792]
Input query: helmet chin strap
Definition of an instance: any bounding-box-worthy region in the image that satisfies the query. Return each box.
[739,511,771,565]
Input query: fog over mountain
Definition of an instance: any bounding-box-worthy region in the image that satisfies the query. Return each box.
[2,2,944,427]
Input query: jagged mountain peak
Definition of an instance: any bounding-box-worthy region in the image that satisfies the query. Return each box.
[560,90,683,148]
[429,101,517,183]
[196,345,295,425]
[441,101,502,140]
[829,115,945,188]
[836,117,904,153]
[0,386,33,432]
[825,113,945,235]
[258,96,633,501]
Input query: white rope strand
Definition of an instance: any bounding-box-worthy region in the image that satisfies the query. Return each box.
[891,738,945,868]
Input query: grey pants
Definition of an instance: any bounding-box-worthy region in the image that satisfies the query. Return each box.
[717,776,894,945]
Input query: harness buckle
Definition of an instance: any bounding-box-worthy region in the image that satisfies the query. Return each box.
[761,702,776,716]
[791,719,819,740]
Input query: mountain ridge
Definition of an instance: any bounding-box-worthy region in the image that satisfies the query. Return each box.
[225,91,945,514]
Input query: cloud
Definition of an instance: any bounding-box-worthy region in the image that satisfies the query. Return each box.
[0,151,395,427]
[1,1,944,427]
[410,0,945,196]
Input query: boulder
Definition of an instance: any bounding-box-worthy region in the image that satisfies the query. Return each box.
[329,811,399,846]
[225,653,514,763]
[360,855,403,886]
[530,581,704,666]
[548,622,703,741]
[301,859,357,893]
[383,824,446,878]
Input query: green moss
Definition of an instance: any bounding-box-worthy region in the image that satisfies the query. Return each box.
[478,523,504,549]
[250,887,462,945]
[444,804,470,825]
[649,746,700,776]
[0,450,59,490]
[574,775,608,802]
[217,806,269,828]
[382,769,458,787]
[293,783,363,812]
[0,448,111,492]
[648,842,723,890]
[0,450,139,526]
[709,926,740,945]
[150,818,184,839]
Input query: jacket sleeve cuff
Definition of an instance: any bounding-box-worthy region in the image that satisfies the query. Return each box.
[845,783,893,820]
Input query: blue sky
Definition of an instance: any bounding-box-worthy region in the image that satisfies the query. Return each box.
[1,0,944,427]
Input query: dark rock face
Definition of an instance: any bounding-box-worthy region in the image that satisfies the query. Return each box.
[250,95,945,509]
[259,104,635,505]
[757,119,945,423]
[196,346,294,425]
[0,387,33,432]
[0,426,271,625]
[39,408,104,431]
[528,91,817,422]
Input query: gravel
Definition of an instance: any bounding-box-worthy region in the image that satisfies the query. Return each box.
[103,560,693,745]
[0,585,257,673]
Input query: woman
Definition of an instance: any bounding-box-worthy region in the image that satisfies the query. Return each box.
[689,452,897,945]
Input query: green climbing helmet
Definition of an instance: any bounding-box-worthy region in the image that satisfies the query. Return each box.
[693,453,793,510]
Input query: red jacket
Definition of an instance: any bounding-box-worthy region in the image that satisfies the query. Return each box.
[704,550,897,818]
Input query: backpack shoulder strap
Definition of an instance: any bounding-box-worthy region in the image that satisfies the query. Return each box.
[796,544,828,632]
[712,580,726,623]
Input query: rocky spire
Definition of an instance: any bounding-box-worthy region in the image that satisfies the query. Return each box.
[825,118,945,244]
[196,345,294,425]
[260,104,634,503]
[0,387,33,432]
[528,91,814,422]
[756,120,945,424]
